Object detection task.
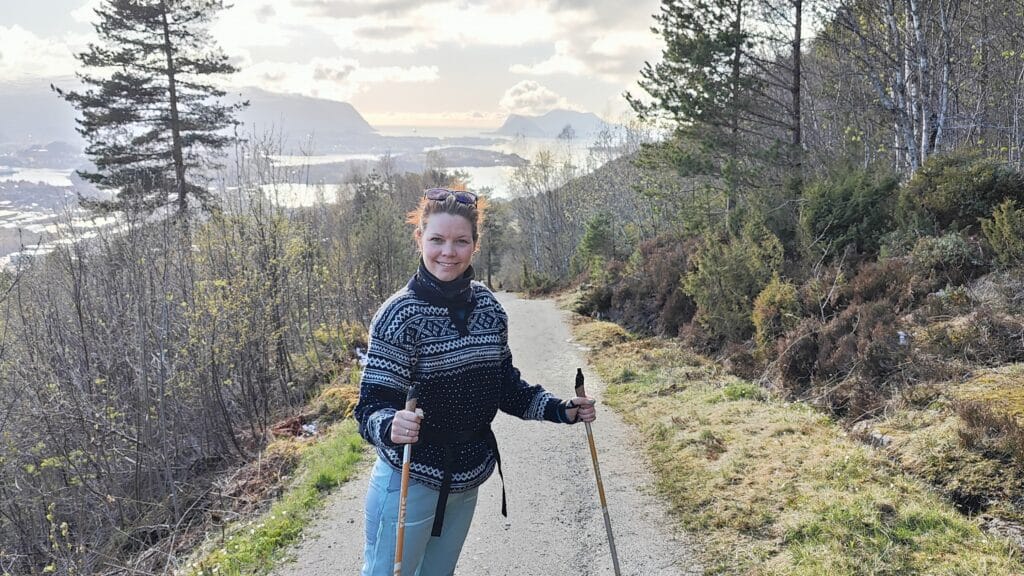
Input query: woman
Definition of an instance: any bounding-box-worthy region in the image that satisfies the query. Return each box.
[355,187,597,576]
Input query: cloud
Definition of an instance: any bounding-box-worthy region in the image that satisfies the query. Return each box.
[214,0,659,80]
[295,0,445,18]
[2,0,664,127]
[351,24,419,41]
[70,0,103,24]
[510,30,661,84]
[510,41,589,77]
[211,3,302,49]
[287,0,577,53]
[350,66,438,84]
[0,26,81,81]
[499,80,571,116]
[590,30,661,59]
[231,57,439,102]
[256,4,277,20]
[312,61,356,82]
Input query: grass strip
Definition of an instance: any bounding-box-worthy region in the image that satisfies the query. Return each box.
[573,319,1024,575]
[185,420,366,576]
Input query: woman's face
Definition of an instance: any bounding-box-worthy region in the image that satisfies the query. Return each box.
[418,212,476,281]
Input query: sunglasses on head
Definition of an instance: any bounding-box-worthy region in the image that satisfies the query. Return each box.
[424,188,478,206]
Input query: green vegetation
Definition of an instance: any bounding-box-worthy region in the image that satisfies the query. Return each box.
[575,319,1024,575]
[185,422,366,576]
[682,222,784,345]
[982,199,1024,269]
[14,0,1024,572]
[898,152,1024,234]
[800,166,899,261]
[751,275,800,360]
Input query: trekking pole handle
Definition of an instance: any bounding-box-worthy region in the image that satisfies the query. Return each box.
[575,368,587,397]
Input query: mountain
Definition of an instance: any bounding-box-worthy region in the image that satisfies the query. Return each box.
[493,109,612,138]
[236,88,377,146]
[0,82,377,151]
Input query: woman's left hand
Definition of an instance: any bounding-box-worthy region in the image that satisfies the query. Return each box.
[565,397,596,424]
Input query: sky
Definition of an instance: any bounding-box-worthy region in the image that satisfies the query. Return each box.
[0,0,665,128]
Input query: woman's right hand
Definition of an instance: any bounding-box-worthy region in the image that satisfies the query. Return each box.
[391,409,422,444]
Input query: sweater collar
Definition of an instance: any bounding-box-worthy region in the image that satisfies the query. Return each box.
[410,259,475,305]
[409,260,477,336]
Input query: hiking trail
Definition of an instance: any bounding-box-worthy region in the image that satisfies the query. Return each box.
[271,292,702,575]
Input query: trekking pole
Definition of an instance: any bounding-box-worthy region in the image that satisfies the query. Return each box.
[575,368,622,575]
[394,386,418,576]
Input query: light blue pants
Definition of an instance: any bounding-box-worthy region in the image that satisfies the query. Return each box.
[361,457,479,576]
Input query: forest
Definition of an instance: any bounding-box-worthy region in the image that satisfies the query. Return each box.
[3,0,1024,574]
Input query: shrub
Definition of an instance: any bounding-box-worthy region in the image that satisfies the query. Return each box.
[683,222,784,345]
[579,232,696,336]
[776,300,911,419]
[898,151,1024,234]
[752,274,801,359]
[981,199,1024,269]
[575,282,614,318]
[918,286,973,320]
[313,320,368,359]
[843,233,985,312]
[572,212,617,277]
[621,234,698,335]
[315,385,360,422]
[800,165,899,261]
[847,258,913,307]
[776,318,821,396]
[907,232,987,288]
[797,266,848,321]
[721,343,761,380]
[520,262,558,295]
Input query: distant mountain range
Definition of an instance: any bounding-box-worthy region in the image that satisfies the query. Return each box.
[0,81,380,149]
[493,110,612,139]
[0,80,615,153]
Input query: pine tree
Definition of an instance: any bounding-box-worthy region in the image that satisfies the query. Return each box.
[53,0,245,217]
[629,0,807,153]
[627,0,807,235]
[628,0,756,147]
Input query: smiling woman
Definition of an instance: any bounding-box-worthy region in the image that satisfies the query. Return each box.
[352,185,598,575]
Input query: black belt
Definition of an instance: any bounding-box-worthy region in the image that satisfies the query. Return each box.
[417,425,506,537]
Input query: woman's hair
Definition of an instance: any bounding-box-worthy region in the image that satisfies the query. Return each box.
[407,191,487,244]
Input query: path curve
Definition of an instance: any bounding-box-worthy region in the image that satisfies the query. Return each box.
[271,293,702,575]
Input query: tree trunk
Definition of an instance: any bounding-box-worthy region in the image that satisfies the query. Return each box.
[160,3,188,216]
[791,0,804,186]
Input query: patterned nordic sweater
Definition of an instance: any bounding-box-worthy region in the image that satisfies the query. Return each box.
[354,280,568,493]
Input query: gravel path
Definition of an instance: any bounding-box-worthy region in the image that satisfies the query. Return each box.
[271,293,702,575]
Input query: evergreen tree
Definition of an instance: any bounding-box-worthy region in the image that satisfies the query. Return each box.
[629,0,755,140]
[54,0,245,217]
[627,0,762,232]
[628,0,808,236]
